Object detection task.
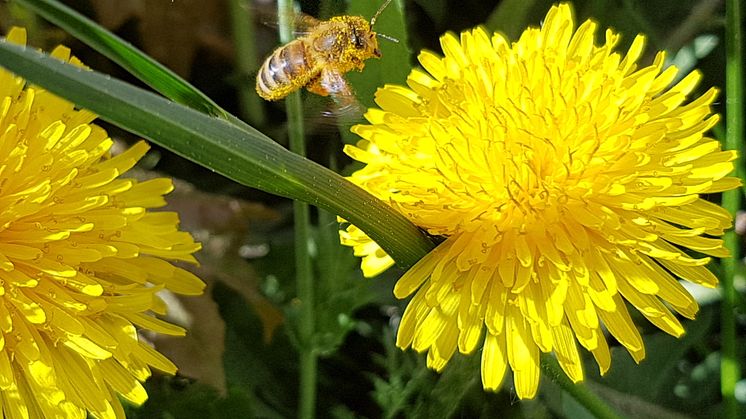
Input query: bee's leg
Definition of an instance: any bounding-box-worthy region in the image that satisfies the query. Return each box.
[318,69,362,110]
[317,69,353,96]
[306,69,361,116]
[317,69,367,124]
[306,74,330,97]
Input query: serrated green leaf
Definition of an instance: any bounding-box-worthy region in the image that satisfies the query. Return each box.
[420,355,481,418]
[311,209,375,354]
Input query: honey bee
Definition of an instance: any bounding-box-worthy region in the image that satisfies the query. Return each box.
[255,0,395,102]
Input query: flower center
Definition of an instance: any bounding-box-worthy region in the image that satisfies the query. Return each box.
[418,51,634,239]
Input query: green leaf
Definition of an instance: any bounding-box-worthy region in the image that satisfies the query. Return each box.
[125,378,256,419]
[311,210,377,354]
[419,355,481,418]
[583,308,719,417]
[485,0,546,39]
[346,0,412,110]
[412,0,446,27]
[0,38,434,268]
[335,0,412,145]
[15,0,228,118]
[214,282,294,418]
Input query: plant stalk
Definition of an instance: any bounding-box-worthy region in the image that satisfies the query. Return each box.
[722,0,743,418]
[540,355,624,419]
[276,1,317,418]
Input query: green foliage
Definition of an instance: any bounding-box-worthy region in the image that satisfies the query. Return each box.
[13,0,228,118]
[1,0,743,418]
[345,0,412,109]
[124,377,255,419]
[216,281,298,418]
[580,308,724,418]
[0,0,434,268]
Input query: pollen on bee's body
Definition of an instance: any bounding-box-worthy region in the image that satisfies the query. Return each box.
[256,5,389,102]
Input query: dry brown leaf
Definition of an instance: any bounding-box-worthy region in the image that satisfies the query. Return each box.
[143,175,283,395]
[89,0,232,76]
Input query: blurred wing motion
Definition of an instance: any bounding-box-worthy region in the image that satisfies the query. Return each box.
[312,69,366,119]
[257,10,321,36]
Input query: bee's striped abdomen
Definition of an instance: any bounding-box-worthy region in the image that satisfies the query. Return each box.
[256,40,316,101]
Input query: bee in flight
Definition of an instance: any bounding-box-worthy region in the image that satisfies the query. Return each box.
[255,0,395,103]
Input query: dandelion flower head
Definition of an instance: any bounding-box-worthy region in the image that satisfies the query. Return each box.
[340,3,738,398]
[0,28,204,417]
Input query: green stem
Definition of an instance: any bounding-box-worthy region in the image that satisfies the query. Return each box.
[540,355,623,419]
[722,0,743,418]
[295,183,316,419]
[276,1,316,418]
[228,0,267,127]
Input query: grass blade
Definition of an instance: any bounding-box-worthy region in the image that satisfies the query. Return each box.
[15,0,228,117]
[0,38,435,268]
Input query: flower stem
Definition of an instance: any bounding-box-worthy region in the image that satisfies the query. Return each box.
[540,355,623,419]
[276,1,316,418]
[722,0,743,418]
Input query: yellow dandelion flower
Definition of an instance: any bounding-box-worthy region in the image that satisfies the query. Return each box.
[0,28,204,418]
[340,3,739,399]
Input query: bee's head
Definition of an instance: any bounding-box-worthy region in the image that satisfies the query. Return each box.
[366,0,397,58]
[334,16,382,63]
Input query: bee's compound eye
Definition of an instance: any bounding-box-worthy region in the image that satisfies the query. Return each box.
[352,31,364,49]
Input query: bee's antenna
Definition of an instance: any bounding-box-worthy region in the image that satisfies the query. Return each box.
[370,0,393,27]
[376,33,399,43]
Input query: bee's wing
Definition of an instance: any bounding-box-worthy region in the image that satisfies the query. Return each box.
[291,14,322,34]
[314,69,367,127]
[300,95,365,137]
[257,8,321,35]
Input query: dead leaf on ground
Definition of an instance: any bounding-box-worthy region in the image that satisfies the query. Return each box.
[139,174,284,395]
[89,0,233,76]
